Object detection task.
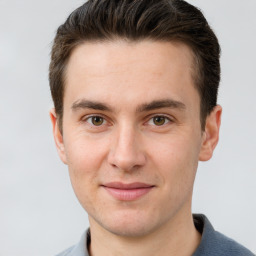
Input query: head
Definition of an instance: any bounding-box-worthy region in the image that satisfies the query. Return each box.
[49,0,222,239]
[49,0,221,133]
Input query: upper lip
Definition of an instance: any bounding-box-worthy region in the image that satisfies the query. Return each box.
[102,182,154,189]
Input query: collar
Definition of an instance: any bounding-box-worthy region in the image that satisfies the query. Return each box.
[63,214,254,256]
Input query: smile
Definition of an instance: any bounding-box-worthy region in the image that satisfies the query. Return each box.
[102,182,155,201]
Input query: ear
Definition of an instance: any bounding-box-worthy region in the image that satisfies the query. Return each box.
[49,108,67,164]
[199,105,222,161]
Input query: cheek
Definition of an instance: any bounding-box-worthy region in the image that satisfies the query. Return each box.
[63,136,106,212]
[150,133,200,187]
[63,132,110,200]
[64,132,108,172]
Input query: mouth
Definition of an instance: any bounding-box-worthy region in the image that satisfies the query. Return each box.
[101,182,155,201]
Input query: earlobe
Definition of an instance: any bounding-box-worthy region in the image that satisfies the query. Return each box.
[199,105,222,161]
[49,108,67,164]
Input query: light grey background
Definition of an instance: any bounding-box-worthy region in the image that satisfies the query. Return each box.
[0,0,255,255]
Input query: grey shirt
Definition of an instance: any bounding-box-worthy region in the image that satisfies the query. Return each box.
[56,214,255,256]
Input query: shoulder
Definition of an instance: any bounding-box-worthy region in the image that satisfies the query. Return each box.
[210,230,255,256]
[55,230,90,256]
[55,246,75,256]
[193,214,255,256]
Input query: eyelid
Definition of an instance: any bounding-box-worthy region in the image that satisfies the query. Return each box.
[89,116,106,125]
[146,114,174,126]
[81,113,174,127]
[82,114,108,126]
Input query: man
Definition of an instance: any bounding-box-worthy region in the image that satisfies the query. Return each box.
[49,0,255,255]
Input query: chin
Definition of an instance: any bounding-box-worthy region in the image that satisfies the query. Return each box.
[104,222,153,238]
[94,210,161,238]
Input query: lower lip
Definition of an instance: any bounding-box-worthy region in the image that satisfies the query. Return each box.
[103,186,154,201]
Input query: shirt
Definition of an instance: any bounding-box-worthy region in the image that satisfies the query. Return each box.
[56,214,255,256]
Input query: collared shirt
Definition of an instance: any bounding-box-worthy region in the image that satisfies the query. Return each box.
[56,214,255,256]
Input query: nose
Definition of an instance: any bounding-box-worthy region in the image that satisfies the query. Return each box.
[107,126,146,172]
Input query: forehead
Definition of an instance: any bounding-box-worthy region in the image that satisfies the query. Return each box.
[64,40,199,111]
[66,40,195,79]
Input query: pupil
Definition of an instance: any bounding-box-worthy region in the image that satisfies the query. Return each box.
[92,116,103,126]
[154,116,165,125]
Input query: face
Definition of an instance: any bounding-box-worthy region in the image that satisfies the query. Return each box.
[51,40,220,238]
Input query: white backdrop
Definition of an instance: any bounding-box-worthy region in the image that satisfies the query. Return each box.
[0,0,255,255]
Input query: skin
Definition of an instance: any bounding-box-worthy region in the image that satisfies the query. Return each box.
[50,40,222,256]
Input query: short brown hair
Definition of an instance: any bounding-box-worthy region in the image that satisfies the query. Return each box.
[49,0,221,131]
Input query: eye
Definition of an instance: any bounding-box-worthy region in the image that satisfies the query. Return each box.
[87,116,106,126]
[148,116,171,126]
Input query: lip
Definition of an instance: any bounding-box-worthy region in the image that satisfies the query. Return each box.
[101,182,155,201]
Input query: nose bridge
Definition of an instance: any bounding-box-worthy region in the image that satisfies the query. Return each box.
[118,125,136,154]
[108,122,145,171]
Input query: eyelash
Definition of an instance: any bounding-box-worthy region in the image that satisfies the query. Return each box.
[147,115,172,126]
[84,115,107,126]
[83,114,173,128]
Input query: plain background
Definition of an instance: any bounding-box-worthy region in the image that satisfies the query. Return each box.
[0,0,255,255]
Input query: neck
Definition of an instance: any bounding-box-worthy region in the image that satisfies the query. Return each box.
[88,206,201,256]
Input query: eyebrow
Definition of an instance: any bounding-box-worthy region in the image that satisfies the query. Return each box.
[136,99,186,112]
[71,99,186,112]
[72,100,113,111]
